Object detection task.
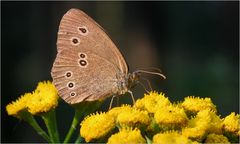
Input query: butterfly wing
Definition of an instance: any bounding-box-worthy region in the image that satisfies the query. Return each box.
[51,48,120,104]
[52,9,128,104]
[57,8,128,73]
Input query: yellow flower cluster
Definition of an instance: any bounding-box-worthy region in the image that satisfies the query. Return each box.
[80,91,239,143]
[134,91,171,113]
[27,81,58,115]
[205,133,230,143]
[6,93,32,117]
[154,104,188,129]
[181,96,217,113]
[117,108,150,129]
[108,128,146,144]
[153,131,197,144]
[6,81,59,117]
[80,106,149,142]
[80,112,115,142]
[182,109,222,141]
[222,112,240,136]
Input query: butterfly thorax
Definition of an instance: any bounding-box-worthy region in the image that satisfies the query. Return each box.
[113,72,139,95]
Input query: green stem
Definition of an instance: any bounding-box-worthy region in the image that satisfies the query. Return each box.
[21,111,51,142]
[145,135,152,144]
[63,101,102,143]
[74,135,84,144]
[63,109,83,143]
[42,110,60,143]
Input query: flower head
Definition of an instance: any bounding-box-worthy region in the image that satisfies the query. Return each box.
[153,131,195,144]
[134,91,171,113]
[182,109,211,141]
[222,112,240,136]
[27,81,59,115]
[6,93,32,117]
[154,105,188,129]
[107,128,146,144]
[207,110,223,134]
[117,108,151,129]
[107,104,132,120]
[80,112,115,142]
[205,133,230,143]
[181,96,216,113]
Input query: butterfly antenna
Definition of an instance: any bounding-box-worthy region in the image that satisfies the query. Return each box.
[136,67,163,73]
[135,69,166,79]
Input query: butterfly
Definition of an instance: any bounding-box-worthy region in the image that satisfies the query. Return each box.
[51,9,165,104]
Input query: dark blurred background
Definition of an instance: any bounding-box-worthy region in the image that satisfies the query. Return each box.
[2,1,239,142]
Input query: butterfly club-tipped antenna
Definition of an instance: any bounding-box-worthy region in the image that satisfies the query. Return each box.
[133,67,166,80]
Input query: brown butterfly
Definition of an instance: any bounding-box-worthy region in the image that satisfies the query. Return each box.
[51,9,165,104]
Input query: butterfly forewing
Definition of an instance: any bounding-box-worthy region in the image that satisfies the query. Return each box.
[57,8,128,73]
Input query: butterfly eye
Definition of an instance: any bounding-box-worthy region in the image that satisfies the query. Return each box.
[70,92,76,97]
[78,26,88,36]
[79,59,88,67]
[65,71,72,78]
[67,82,75,89]
[71,37,80,45]
[79,28,86,33]
[79,53,86,58]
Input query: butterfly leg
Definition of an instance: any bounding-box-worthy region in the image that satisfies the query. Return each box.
[140,77,153,92]
[128,90,135,104]
[109,95,117,110]
[136,81,150,93]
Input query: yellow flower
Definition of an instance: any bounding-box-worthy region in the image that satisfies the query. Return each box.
[134,91,171,113]
[222,112,240,135]
[182,109,211,141]
[27,81,59,115]
[116,108,151,129]
[181,96,216,113]
[205,133,230,143]
[107,104,132,119]
[153,131,196,144]
[207,110,223,134]
[107,128,146,144]
[6,93,32,117]
[154,105,188,128]
[80,112,115,142]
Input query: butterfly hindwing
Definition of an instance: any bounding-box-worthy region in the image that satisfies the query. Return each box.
[51,48,120,104]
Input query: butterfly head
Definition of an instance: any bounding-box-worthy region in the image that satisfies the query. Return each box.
[128,72,140,88]
[113,72,138,95]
